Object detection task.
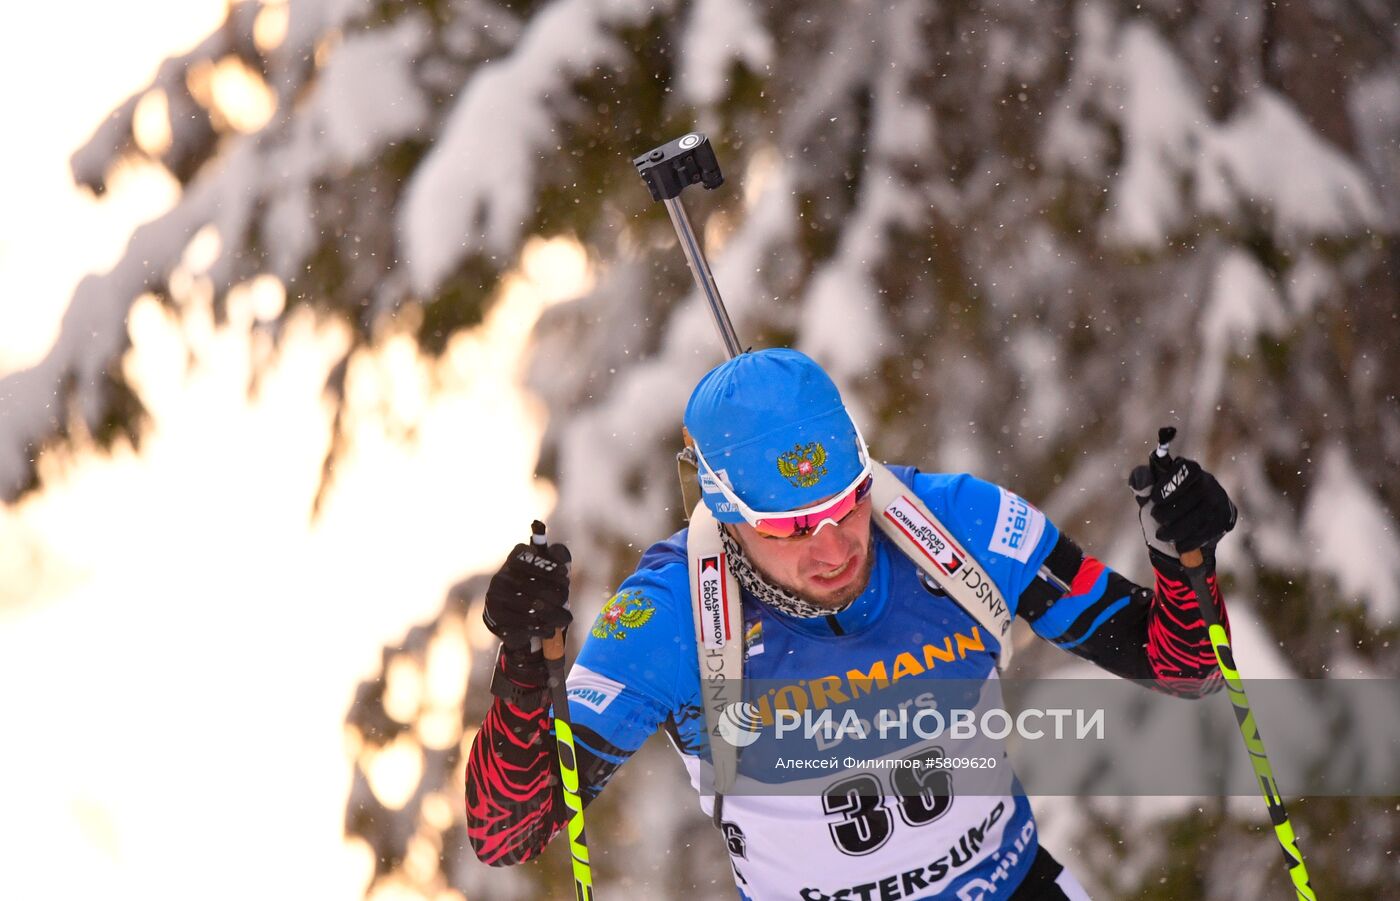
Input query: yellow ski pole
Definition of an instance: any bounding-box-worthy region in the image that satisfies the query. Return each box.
[532,521,595,901]
[1154,431,1316,901]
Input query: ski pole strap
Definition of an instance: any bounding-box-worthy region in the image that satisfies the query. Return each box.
[1179,551,1315,901]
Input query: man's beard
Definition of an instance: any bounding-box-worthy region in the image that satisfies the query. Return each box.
[749,531,876,611]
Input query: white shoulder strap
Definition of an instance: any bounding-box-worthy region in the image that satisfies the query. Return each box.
[870,463,1014,668]
[685,500,745,795]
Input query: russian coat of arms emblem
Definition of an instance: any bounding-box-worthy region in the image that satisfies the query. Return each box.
[591,589,655,640]
[776,441,828,488]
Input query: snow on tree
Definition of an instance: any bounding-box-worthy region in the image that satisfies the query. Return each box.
[11,0,1397,897]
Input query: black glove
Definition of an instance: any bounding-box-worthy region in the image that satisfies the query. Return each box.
[1129,428,1237,557]
[483,523,573,651]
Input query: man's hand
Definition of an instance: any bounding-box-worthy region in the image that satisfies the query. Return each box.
[1129,443,1237,557]
[483,532,573,651]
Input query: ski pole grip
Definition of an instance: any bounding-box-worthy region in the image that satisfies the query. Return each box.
[1177,548,1222,633]
[1154,427,1207,571]
[542,630,567,661]
[530,520,570,662]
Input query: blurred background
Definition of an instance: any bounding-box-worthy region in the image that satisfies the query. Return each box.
[0,0,1395,899]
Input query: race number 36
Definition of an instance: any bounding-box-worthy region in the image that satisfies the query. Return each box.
[820,749,954,856]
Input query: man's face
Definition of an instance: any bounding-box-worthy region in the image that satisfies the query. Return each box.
[729,496,875,609]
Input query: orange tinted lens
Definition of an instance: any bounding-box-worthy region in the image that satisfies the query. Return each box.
[752,518,801,539]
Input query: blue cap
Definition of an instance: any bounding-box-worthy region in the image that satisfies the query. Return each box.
[684,349,864,523]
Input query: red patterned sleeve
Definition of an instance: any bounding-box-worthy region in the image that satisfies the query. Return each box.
[1020,534,1227,697]
[464,651,567,866]
[1142,549,1228,697]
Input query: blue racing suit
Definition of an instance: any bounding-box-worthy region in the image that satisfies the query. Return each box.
[466,467,1228,899]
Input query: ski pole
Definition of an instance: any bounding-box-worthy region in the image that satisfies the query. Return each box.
[633,133,742,359]
[1154,430,1316,901]
[530,520,595,901]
